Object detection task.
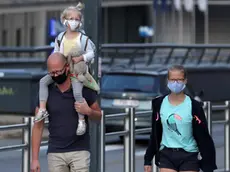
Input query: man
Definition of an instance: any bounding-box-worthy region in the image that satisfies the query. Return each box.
[31,52,102,172]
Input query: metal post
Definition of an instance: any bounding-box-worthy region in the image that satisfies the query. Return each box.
[225,101,230,171]
[100,111,105,172]
[178,8,183,43]
[124,108,130,172]
[204,3,209,44]
[192,2,196,43]
[22,117,32,172]
[30,117,34,164]
[153,7,157,42]
[204,101,212,135]
[152,157,158,172]
[171,4,175,43]
[162,11,166,42]
[84,0,101,172]
[129,108,135,172]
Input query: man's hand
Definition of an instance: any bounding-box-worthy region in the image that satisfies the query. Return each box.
[144,165,152,172]
[75,99,91,115]
[72,56,83,64]
[31,159,40,172]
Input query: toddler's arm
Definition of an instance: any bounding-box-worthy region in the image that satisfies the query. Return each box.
[82,38,96,63]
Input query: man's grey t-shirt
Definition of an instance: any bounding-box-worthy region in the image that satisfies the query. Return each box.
[35,84,97,153]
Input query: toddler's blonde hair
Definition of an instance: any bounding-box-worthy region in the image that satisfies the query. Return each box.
[60,2,85,24]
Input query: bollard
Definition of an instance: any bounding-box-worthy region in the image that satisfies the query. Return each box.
[152,157,158,172]
[124,108,131,172]
[203,101,212,135]
[30,117,34,163]
[129,108,135,172]
[100,111,105,172]
[22,117,32,172]
[225,101,230,171]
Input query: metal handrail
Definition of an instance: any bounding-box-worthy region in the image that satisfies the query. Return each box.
[135,128,151,134]
[41,141,48,146]
[105,112,128,119]
[0,46,52,53]
[0,117,33,172]
[101,108,157,172]
[135,110,152,115]
[0,117,49,172]
[0,144,27,152]
[1,44,230,69]
[101,43,230,49]
[100,43,230,69]
[105,130,129,137]
[0,43,230,53]
[0,123,28,130]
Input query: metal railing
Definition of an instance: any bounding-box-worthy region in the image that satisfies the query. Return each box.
[0,100,229,172]
[0,117,49,172]
[0,117,33,172]
[100,108,157,172]
[1,44,230,70]
[100,44,230,73]
[204,101,230,172]
[100,101,230,172]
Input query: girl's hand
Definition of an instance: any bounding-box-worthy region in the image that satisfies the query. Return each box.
[75,99,91,116]
[72,56,83,63]
[144,165,152,172]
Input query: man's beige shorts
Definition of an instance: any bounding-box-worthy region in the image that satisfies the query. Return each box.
[48,150,90,172]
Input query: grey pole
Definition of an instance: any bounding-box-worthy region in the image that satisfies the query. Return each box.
[192,2,196,44]
[129,108,135,172]
[203,101,212,134]
[22,117,32,172]
[205,101,212,135]
[84,0,101,172]
[124,108,131,172]
[100,111,105,172]
[204,3,209,44]
[151,157,158,172]
[225,101,230,171]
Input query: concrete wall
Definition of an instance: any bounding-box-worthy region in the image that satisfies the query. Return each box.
[0,12,46,46]
[209,5,230,44]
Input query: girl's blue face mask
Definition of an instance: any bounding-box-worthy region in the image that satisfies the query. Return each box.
[167,81,186,94]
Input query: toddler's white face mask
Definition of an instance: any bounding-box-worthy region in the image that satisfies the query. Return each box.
[66,20,80,31]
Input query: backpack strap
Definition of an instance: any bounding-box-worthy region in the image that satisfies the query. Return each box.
[57,31,66,48]
[80,33,89,52]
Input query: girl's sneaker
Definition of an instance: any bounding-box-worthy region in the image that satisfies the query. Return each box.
[34,109,49,123]
[76,119,86,135]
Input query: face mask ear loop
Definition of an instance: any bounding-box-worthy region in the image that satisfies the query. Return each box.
[63,19,68,27]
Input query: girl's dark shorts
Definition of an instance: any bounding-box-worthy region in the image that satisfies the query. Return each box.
[159,147,200,171]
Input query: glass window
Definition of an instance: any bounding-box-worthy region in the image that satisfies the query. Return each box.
[101,73,159,93]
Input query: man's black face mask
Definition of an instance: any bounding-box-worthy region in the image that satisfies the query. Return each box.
[51,69,68,85]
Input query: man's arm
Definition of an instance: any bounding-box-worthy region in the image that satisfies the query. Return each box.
[75,99,102,122]
[88,100,101,121]
[32,107,45,161]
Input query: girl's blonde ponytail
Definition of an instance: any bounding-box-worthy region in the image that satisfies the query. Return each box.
[76,2,85,11]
